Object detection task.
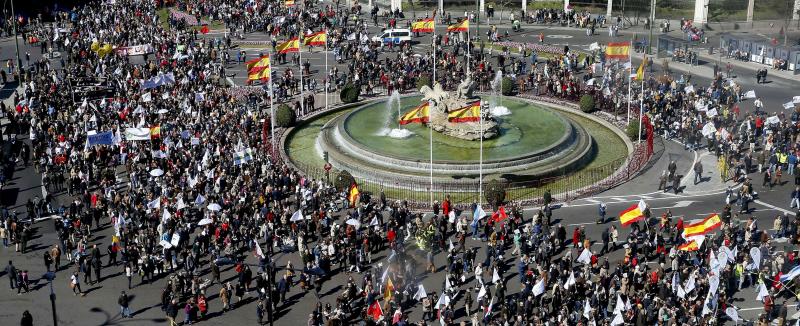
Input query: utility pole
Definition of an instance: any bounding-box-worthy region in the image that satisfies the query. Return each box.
[10,0,22,78]
[648,0,656,55]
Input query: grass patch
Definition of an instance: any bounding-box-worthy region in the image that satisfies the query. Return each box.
[156,8,171,30]
[484,43,588,62]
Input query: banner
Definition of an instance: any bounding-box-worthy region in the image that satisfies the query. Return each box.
[124,127,152,141]
[140,73,176,90]
[115,44,153,56]
[87,131,114,146]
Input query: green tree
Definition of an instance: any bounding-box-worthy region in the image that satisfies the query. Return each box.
[501,77,515,96]
[275,104,296,127]
[484,179,507,209]
[626,120,641,141]
[340,83,361,103]
[579,95,595,113]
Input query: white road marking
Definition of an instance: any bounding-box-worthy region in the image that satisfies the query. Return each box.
[754,200,796,216]
[649,200,698,210]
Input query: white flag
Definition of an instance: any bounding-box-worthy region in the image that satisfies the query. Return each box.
[290,210,304,221]
[177,197,186,210]
[676,284,686,298]
[583,299,591,318]
[756,283,769,302]
[784,102,796,110]
[744,90,756,99]
[162,209,171,222]
[564,271,576,289]
[532,279,545,297]
[434,294,450,309]
[684,273,696,293]
[750,247,762,270]
[614,295,625,314]
[577,248,592,265]
[141,92,152,102]
[793,96,800,104]
[611,312,624,326]
[492,269,501,284]
[445,276,452,290]
[671,273,679,293]
[477,284,487,300]
[725,307,740,321]
[254,241,264,258]
[414,284,427,300]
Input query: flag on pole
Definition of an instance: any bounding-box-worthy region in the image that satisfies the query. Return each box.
[477,284,487,299]
[472,206,486,224]
[780,265,800,283]
[384,278,395,301]
[414,284,427,300]
[246,56,271,82]
[605,42,631,59]
[491,206,508,223]
[484,297,494,318]
[448,101,481,122]
[756,283,769,301]
[492,268,501,284]
[399,102,431,125]
[635,56,648,80]
[276,38,300,53]
[611,312,624,326]
[725,307,740,322]
[366,300,383,321]
[411,18,435,33]
[447,19,469,32]
[577,248,592,265]
[254,241,265,258]
[348,183,360,207]
[303,31,328,46]
[614,295,625,314]
[618,200,647,226]
[682,214,722,238]
[743,90,757,99]
[583,299,592,318]
[564,271,576,289]
[434,294,451,309]
[290,209,304,221]
[532,278,545,296]
[677,236,705,251]
[285,0,296,6]
[676,284,686,298]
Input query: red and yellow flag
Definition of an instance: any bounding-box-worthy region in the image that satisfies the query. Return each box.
[399,102,431,125]
[682,214,722,238]
[384,278,394,301]
[304,31,327,46]
[285,0,295,6]
[276,37,300,54]
[348,183,360,207]
[411,18,435,33]
[150,125,161,139]
[246,56,271,82]
[618,200,647,226]
[605,42,631,59]
[447,19,469,32]
[677,239,702,251]
[448,101,481,123]
[635,56,648,80]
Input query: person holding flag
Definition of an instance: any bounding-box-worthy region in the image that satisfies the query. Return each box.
[348,183,360,207]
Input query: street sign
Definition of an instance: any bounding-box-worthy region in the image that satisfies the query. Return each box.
[324,163,332,171]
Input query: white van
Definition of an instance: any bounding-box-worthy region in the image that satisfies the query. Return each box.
[372,29,411,46]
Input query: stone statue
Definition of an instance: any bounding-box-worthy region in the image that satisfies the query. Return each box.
[455,77,476,100]
[418,80,498,141]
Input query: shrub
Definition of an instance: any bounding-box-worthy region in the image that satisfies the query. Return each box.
[340,83,361,103]
[579,95,595,113]
[275,104,296,127]
[501,77,515,96]
[626,120,641,141]
[416,75,431,90]
[334,170,356,192]
[484,179,506,209]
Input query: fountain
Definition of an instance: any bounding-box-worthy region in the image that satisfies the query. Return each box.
[377,90,413,139]
[489,70,510,117]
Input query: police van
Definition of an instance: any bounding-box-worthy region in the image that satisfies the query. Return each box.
[372,29,411,46]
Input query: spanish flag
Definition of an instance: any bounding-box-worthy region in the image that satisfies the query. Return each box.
[448,101,481,123]
[635,56,648,81]
[447,19,469,32]
[384,278,395,301]
[682,214,722,238]
[491,206,508,223]
[276,37,300,54]
[605,42,630,59]
[150,125,161,139]
[399,102,431,125]
[618,199,647,226]
[677,239,701,251]
[348,183,360,207]
[285,0,295,6]
[304,31,327,46]
[411,18,435,33]
[246,56,271,82]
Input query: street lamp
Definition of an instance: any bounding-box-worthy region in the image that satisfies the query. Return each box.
[10,0,22,78]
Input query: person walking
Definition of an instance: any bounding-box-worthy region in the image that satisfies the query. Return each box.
[70,270,84,296]
[790,186,800,209]
[118,291,132,318]
[20,310,32,326]
[126,263,133,289]
[6,261,17,290]
[693,160,703,184]
[50,245,61,271]
[220,283,230,312]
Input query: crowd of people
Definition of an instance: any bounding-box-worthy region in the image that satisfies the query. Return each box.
[0,0,799,325]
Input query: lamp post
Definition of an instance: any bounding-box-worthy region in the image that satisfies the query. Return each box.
[10,0,22,78]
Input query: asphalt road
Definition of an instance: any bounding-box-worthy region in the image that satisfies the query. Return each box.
[0,8,799,326]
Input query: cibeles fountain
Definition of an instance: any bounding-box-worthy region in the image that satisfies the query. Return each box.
[307,77,599,186]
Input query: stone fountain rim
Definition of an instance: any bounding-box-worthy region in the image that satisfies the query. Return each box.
[338,94,575,165]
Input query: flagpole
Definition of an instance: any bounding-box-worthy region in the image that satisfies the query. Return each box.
[324,30,328,112]
[626,35,633,124]
[269,51,276,155]
[299,31,305,115]
[467,20,471,76]
[638,62,644,143]
[429,100,434,207]
[479,101,483,206]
